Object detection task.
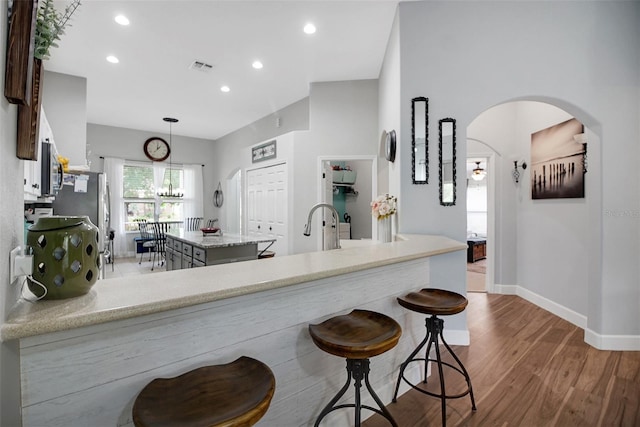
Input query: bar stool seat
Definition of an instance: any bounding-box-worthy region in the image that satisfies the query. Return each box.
[309,309,401,426]
[393,288,476,426]
[397,288,468,316]
[132,356,275,427]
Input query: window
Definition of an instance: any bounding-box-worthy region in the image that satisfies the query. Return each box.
[123,162,184,231]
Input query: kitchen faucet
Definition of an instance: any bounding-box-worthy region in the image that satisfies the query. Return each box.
[303,203,341,250]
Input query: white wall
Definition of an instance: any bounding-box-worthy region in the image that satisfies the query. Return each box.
[515,103,591,316]
[1,1,29,424]
[378,9,401,225]
[42,70,87,167]
[210,98,310,228]
[396,1,640,344]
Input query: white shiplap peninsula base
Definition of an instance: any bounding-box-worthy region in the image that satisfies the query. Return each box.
[2,235,466,427]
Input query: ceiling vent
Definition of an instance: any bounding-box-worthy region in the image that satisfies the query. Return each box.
[189,60,214,73]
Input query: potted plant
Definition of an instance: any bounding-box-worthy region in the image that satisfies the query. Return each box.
[34,0,82,60]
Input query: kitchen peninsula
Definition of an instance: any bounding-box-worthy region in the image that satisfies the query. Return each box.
[2,234,466,427]
[165,230,276,269]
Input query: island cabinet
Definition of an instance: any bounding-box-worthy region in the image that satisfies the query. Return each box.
[1,234,467,427]
[165,231,276,271]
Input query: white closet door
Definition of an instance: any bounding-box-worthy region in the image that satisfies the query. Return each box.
[247,163,288,256]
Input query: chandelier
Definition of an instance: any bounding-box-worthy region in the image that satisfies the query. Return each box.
[157,117,183,198]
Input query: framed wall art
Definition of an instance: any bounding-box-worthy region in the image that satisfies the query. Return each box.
[531,118,585,199]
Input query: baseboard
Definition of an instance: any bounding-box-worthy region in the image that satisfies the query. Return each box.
[493,283,517,295]
[515,286,587,329]
[494,284,640,350]
[585,328,640,351]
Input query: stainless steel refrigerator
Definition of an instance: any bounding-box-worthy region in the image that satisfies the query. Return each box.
[51,171,111,276]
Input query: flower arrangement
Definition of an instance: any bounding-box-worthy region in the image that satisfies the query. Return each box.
[371,194,397,220]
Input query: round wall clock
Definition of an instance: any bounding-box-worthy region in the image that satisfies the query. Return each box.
[384,129,397,162]
[143,137,170,162]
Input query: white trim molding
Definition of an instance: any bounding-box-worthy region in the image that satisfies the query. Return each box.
[584,329,640,351]
[493,284,640,351]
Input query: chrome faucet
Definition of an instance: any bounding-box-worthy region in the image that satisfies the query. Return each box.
[303,203,341,250]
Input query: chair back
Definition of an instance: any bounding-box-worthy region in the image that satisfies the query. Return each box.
[152,222,169,255]
[136,219,153,240]
[184,217,203,231]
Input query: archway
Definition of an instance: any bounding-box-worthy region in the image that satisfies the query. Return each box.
[467,100,601,339]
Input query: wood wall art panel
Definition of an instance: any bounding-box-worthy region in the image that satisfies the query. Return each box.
[16,58,42,160]
[4,0,38,105]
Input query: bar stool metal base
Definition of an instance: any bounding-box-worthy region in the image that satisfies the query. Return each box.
[392,315,476,426]
[315,358,397,427]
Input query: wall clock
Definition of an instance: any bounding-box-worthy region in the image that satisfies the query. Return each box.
[384,129,397,162]
[143,137,170,162]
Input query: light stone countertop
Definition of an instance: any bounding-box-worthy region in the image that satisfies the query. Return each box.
[167,231,276,248]
[1,234,466,341]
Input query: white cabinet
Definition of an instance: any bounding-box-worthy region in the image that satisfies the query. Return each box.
[23,140,42,199]
[24,108,54,201]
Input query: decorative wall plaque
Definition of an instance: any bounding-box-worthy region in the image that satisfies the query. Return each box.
[252,140,276,163]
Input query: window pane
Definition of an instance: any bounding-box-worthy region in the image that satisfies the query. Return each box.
[125,202,155,231]
[159,202,183,222]
[161,168,184,194]
[124,165,155,198]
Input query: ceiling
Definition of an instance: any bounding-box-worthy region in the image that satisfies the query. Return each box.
[45,1,399,141]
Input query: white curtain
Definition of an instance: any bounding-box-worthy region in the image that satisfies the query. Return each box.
[153,163,166,218]
[103,157,127,257]
[183,164,204,219]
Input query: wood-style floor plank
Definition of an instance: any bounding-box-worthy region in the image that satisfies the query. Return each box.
[362,293,640,427]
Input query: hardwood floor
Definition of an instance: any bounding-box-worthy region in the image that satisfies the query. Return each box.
[363,293,640,427]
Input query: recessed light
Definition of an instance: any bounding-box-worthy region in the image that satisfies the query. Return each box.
[220,86,230,93]
[252,60,263,70]
[303,23,316,35]
[114,15,129,26]
[106,55,119,64]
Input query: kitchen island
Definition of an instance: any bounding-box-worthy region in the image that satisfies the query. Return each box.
[165,230,276,269]
[2,234,467,427]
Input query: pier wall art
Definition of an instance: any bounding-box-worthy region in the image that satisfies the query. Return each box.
[530,118,585,200]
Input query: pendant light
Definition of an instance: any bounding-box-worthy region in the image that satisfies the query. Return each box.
[157,117,183,198]
[471,161,486,181]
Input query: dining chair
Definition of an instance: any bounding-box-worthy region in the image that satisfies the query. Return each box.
[184,217,203,231]
[150,221,170,270]
[136,220,156,265]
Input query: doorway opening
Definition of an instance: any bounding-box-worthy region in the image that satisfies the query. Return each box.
[225,169,241,235]
[317,155,377,251]
[466,157,489,292]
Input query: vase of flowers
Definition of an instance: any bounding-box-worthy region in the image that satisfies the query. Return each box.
[371,194,397,243]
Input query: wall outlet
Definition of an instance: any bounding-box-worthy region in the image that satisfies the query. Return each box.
[10,246,32,284]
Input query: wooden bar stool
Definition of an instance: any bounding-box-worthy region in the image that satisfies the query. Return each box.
[309,309,402,426]
[392,288,476,426]
[132,356,275,427]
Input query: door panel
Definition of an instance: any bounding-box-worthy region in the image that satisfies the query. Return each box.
[247,163,288,255]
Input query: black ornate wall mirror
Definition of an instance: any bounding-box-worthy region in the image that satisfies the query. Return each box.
[439,118,456,206]
[411,97,428,184]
